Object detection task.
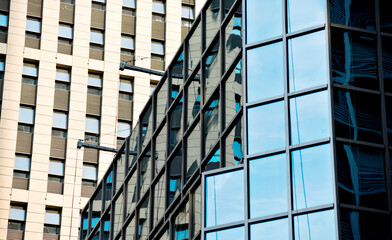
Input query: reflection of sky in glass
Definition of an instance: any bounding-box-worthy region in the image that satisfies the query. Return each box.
[15,156,30,171]
[59,25,72,38]
[206,226,244,240]
[287,0,325,33]
[294,210,336,240]
[251,218,289,240]
[45,212,60,225]
[26,19,41,33]
[247,42,284,102]
[289,30,328,92]
[10,208,25,221]
[23,65,38,77]
[249,154,287,218]
[290,91,329,145]
[246,0,282,43]
[0,14,8,27]
[19,107,34,124]
[206,170,244,227]
[292,144,333,210]
[248,101,285,154]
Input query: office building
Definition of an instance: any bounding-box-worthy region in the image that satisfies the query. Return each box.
[80,0,392,239]
[0,0,206,239]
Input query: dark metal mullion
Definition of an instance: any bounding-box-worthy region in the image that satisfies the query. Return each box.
[282,0,293,239]
[220,13,225,168]
[375,0,392,235]
[121,139,130,240]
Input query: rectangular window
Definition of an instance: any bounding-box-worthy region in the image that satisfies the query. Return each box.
[152,13,165,22]
[82,164,97,186]
[59,23,73,39]
[56,68,70,82]
[53,112,68,129]
[0,57,4,116]
[121,35,134,50]
[0,13,8,27]
[123,0,135,8]
[151,41,164,55]
[90,29,104,45]
[117,121,131,138]
[14,155,30,179]
[88,73,102,95]
[150,81,158,95]
[86,116,100,134]
[152,0,165,14]
[182,6,194,20]
[44,209,61,235]
[48,159,64,183]
[26,17,41,33]
[19,106,34,124]
[8,205,26,231]
[0,12,8,43]
[119,78,133,101]
[22,62,38,85]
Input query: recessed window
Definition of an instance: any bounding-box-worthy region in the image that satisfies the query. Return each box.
[83,164,97,181]
[26,18,41,33]
[182,6,194,19]
[19,106,34,124]
[0,13,8,27]
[121,35,134,50]
[53,112,68,129]
[52,129,67,138]
[14,155,30,172]
[86,117,100,134]
[49,160,64,176]
[151,41,164,55]
[56,68,70,82]
[117,121,131,138]
[90,29,104,45]
[88,73,102,88]
[123,0,135,8]
[152,0,165,14]
[152,14,165,22]
[8,205,26,231]
[23,62,38,77]
[59,24,73,39]
[119,78,133,92]
[44,209,61,235]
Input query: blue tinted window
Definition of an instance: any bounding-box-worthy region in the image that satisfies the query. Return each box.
[10,207,25,221]
[90,30,104,44]
[59,24,72,39]
[49,160,64,176]
[337,143,388,210]
[45,210,61,225]
[292,144,333,210]
[206,170,244,227]
[247,101,285,154]
[83,164,97,180]
[120,79,132,92]
[19,107,34,124]
[15,156,30,171]
[0,59,4,71]
[118,121,131,138]
[246,0,282,43]
[205,96,220,154]
[290,91,329,145]
[86,117,99,134]
[123,0,135,8]
[152,41,164,55]
[332,29,378,90]
[152,1,165,14]
[56,68,70,82]
[205,148,220,171]
[289,31,328,92]
[251,218,289,240]
[247,42,283,102]
[121,36,134,50]
[294,210,336,240]
[330,0,375,30]
[206,226,244,240]
[53,112,67,129]
[26,18,41,33]
[0,13,8,27]
[249,154,287,218]
[88,74,102,88]
[287,0,325,33]
[23,63,38,77]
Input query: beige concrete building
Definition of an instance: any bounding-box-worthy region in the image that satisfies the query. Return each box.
[0,0,205,239]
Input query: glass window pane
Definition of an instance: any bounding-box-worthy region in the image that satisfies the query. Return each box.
[287,0,325,33]
[120,78,132,92]
[246,0,282,44]
[19,107,34,124]
[205,96,220,154]
[92,189,102,229]
[249,154,287,218]
[206,170,244,227]
[330,0,375,30]
[123,0,135,8]
[153,174,165,227]
[332,29,378,90]
[117,121,131,138]
[168,149,182,205]
[88,74,102,88]
[171,52,184,100]
[49,160,64,176]
[188,21,201,75]
[152,41,164,55]
[334,89,382,143]
[225,117,243,167]
[113,193,123,237]
[387,97,392,143]
[104,170,113,208]
[15,156,30,171]
[0,14,8,27]
[225,5,241,70]
[83,165,97,180]
[56,68,70,82]
[251,218,289,240]
[139,150,151,198]
[155,123,167,173]
[290,91,329,145]
[380,0,392,33]
[125,218,135,239]
[152,1,165,14]
[126,173,137,216]
[90,30,104,44]
[289,31,328,92]
[247,101,285,154]
[86,117,100,134]
[292,144,333,210]
[337,143,388,210]
[206,226,244,240]
[26,18,41,33]
[53,112,67,129]
[121,36,134,50]
[382,37,392,92]
[59,24,72,39]
[102,212,111,239]
[186,122,200,180]
[186,70,200,127]
[10,207,25,221]
[340,208,391,239]
[156,78,168,126]
[205,40,220,100]
[294,210,336,240]
[205,148,220,171]
[170,101,183,152]
[137,196,150,240]
[116,149,126,192]
[225,61,242,127]
[23,63,38,77]
[141,106,153,149]
[205,0,220,47]
[45,210,60,225]
[247,42,283,102]
[182,6,194,19]
[174,203,189,240]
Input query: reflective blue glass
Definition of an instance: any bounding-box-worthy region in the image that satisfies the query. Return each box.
[152,1,165,14]
[249,154,287,218]
[247,42,284,102]
[59,24,72,39]
[90,31,104,44]
[206,170,244,227]
[294,210,336,240]
[49,160,64,176]
[246,0,282,43]
[332,29,378,90]
[287,0,325,33]
[289,31,328,92]
[0,59,4,71]
[247,101,285,154]
[0,14,8,27]
[123,0,135,8]
[290,91,329,145]
[85,117,99,134]
[15,156,30,171]
[10,207,25,221]
[330,0,375,30]
[251,218,289,240]
[45,211,60,225]
[292,144,333,210]
[53,112,67,129]
[19,107,34,124]
[26,18,41,33]
[206,226,244,240]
